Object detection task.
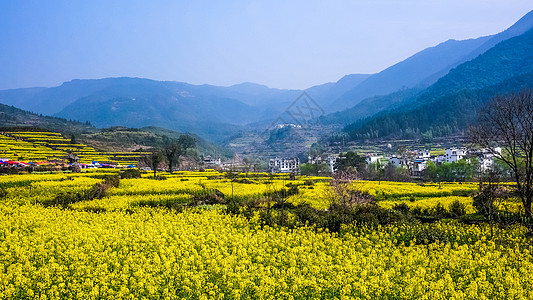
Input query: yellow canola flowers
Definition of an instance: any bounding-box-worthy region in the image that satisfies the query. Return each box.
[356,181,478,199]
[1,205,533,300]
[378,196,477,214]
[2,172,533,299]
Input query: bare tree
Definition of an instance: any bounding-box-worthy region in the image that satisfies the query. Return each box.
[328,169,373,207]
[473,171,509,237]
[469,90,533,216]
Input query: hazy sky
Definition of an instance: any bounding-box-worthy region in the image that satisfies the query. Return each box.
[1,1,532,90]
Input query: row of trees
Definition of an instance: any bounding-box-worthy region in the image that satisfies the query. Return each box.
[146,135,196,177]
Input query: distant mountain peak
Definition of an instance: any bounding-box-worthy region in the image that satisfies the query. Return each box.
[230,82,271,89]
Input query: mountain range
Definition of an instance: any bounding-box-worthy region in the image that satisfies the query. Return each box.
[343,12,533,141]
[0,10,532,151]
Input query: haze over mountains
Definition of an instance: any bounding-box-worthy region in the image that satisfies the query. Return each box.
[1,10,532,148]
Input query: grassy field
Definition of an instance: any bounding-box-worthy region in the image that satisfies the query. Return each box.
[1,171,532,299]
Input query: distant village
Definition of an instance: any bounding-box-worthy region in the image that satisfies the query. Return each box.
[1,144,502,178]
[202,147,502,178]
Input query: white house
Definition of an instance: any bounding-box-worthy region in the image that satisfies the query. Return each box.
[203,155,221,166]
[269,157,300,173]
[387,156,407,167]
[411,159,427,176]
[415,149,431,159]
[366,155,383,164]
[327,156,338,173]
[477,147,502,172]
[445,148,467,163]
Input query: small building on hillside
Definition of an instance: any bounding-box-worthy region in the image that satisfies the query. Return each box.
[203,155,221,166]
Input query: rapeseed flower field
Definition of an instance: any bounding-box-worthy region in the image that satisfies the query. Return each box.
[1,171,532,299]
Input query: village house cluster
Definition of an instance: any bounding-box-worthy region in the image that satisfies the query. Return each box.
[366,147,501,177]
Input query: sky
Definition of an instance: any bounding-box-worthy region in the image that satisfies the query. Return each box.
[0,1,532,90]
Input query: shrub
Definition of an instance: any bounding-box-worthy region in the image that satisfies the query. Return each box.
[0,188,7,199]
[293,204,323,226]
[449,199,466,217]
[104,175,120,188]
[85,183,110,200]
[413,226,451,245]
[304,180,316,186]
[392,203,410,214]
[434,202,448,217]
[190,189,225,206]
[42,192,84,207]
[120,168,141,179]
[235,178,254,184]
[411,206,423,216]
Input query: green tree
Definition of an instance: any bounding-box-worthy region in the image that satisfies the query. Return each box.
[163,135,196,172]
[150,151,165,178]
[308,143,325,176]
[334,151,366,173]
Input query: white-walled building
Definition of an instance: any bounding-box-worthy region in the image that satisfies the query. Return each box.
[445,148,467,163]
[415,149,431,159]
[476,147,502,172]
[327,156,338,173]
[269,157,300,173]
[411,159,427,176]
[387,156,409,168]
[203,155,221,166]
[366,155,383,164]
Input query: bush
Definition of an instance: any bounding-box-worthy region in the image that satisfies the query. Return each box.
[235,178,254,184]
[42,192,84,207]
[0,188,7,199]
[226,195,262,219]
[395,224,453,246]
[104,175,120,188]
[293,204,323,226]
[449,199,466,217]
[413,226,451,245]
[190,189,225,206]
[392,203,410,214]
[434,202,448,218]
[120,168,141,179]
[85,183,110,200]
[304,180,316,186]
[411,206,423,216]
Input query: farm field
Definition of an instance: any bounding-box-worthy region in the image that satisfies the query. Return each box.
[0,131,143,166]
[1,171,532,299]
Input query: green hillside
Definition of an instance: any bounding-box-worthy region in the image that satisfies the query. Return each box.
[344,28,533,140]
[0,103,233,159]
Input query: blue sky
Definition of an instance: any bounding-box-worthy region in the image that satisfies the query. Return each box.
[0,0,532,90]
